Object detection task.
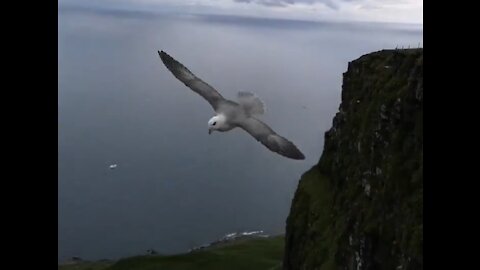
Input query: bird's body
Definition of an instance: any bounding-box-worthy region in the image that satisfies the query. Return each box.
[216,101,245,130]
[158,50,305,160]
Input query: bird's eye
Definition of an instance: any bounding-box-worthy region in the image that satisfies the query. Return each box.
[212,122,217,126]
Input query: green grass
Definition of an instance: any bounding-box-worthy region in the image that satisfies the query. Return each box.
[58,260,114,270]
[59,236,285,270]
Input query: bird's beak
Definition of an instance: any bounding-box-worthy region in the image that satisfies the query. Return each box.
[208,129,212,135]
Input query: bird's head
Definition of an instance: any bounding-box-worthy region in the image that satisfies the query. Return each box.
[208,114,226,135]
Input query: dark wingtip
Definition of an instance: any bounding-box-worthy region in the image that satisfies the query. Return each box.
[282,145,305,160]
[288,142,305,160]
[271,136,306,160]
[291,151,305,160]
[157,50,176,68]
[158,50,168,60]
[158,50,165,59]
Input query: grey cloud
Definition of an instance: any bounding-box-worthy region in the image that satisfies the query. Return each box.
[359,4,381,10]
[233,0,287,7]
[233,0,361,10]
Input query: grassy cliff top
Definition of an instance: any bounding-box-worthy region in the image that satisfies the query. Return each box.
[59,235,284,270]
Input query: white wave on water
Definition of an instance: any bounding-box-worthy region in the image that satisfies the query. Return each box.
[188,230,269,252]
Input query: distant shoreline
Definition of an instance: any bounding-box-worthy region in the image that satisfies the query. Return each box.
[59,231,283,265]
[59,234,285,270]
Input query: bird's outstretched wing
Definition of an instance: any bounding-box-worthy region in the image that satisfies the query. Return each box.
[158,51,225,110]
[238,117,305,160]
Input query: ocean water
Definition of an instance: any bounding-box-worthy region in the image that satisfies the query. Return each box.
[58,6,423,261]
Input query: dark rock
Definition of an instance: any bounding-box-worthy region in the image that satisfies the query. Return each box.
[146,249,158,255]
[284,49,423,270]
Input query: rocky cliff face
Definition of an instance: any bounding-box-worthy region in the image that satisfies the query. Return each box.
[284,49,423,270]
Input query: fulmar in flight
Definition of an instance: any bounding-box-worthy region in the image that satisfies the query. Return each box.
[158,50,305,160]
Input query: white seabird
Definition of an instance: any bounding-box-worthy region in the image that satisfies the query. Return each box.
[158,50,305,160]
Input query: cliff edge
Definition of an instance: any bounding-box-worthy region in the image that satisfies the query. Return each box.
[284,49,423,270]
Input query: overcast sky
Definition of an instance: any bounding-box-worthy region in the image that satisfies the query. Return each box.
[59,0,423,24]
